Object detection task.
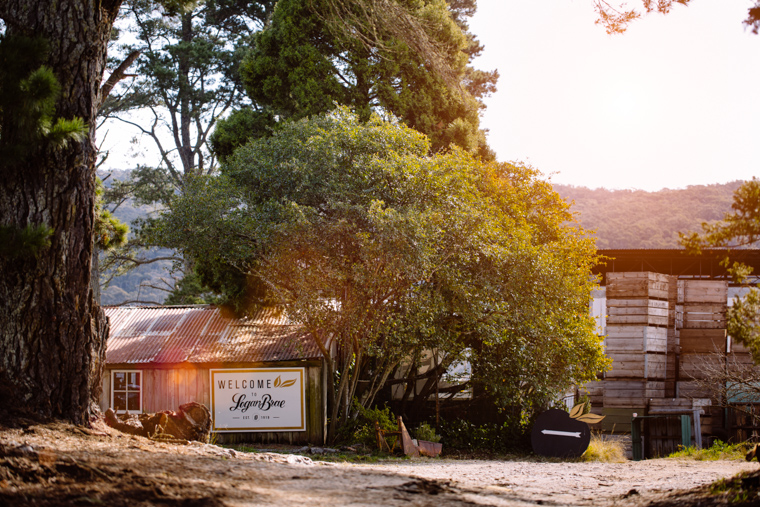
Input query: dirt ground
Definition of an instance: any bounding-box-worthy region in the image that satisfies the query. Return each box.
[0,419,757,507]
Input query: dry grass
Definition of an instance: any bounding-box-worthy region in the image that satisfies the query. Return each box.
[580,433,627,462]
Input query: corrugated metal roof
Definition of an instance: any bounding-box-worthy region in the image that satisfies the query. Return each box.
[104,306,321,365]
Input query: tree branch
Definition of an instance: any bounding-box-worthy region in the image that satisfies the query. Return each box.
[100,50,142,104]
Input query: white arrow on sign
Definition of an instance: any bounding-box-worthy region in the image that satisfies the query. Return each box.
[541,429,581,438]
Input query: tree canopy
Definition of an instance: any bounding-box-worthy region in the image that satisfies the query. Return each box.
[97,1,277,303]
[158,108,607,440]
[212,0,497,161]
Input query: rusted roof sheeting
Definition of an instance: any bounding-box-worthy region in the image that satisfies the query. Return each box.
[104,306,321,365]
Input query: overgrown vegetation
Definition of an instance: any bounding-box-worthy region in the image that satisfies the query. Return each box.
[707,470,760,504]
[412,422,441,444]
[439,419,530,454]
[667,440,748,461]
[335,402,398,449]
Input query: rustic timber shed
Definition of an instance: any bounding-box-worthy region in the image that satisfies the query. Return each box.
[101,305,326,444]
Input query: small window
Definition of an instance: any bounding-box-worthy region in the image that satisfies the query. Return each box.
[111,370,142,413]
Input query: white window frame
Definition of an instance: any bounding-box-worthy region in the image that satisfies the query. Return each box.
[111,370,143,414]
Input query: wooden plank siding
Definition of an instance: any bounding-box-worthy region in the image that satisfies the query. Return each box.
[103,361,325,445]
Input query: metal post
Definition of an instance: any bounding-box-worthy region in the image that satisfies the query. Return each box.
[681,415,692,449]
[632,416,642,461]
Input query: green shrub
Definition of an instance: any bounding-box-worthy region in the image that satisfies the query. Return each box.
[336,400,398,449]
[413,422,441,443]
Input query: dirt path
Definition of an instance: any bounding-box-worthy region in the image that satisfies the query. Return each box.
[0,420,756,506]
[362,459,758,506]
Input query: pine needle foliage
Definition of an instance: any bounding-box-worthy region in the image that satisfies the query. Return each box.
[0,224,53,259]
[0,35,88,162]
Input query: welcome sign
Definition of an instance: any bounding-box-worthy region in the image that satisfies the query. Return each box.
[210,368,306,432]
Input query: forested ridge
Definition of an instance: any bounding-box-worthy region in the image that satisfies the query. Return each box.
[98,169,171,305]
[555,181,744,249]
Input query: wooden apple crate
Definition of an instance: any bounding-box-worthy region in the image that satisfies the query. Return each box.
[681,305,727,329]
[607,300,669,326]
[580,380,605,408]
[606,325,667,353]
[726,350,760,377]
[607,272,670,300]
[678,280,728,305]
[606,353,666,380]
[679,329,727,354]
[730,338,753,355]
[677,381,714,399]
[603,380,665,408]
[667,328,679,352]
[679,354,726,380]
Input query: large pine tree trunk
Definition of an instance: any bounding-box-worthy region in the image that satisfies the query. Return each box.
[0,0,121,424]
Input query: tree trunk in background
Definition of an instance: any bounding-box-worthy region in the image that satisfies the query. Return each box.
[0,0,121,424]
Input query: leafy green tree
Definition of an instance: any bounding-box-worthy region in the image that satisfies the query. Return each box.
[213,0,497,161]
[98,0,276,303]
[103,0,276,185]
[158,108,607,440]
[681,178,760,362]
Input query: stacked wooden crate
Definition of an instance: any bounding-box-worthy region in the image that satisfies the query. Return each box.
[666,275,679,397]
[677,280,728,400]
[602,272,669,431]
[729,338,756,372]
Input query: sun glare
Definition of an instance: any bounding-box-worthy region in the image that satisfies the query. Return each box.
[595,78,652,133]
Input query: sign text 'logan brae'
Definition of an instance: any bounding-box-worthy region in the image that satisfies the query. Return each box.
[210,368,305,432]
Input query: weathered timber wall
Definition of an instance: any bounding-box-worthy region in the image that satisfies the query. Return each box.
[102,361,325,445]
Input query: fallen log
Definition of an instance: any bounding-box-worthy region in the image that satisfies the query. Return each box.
[105,402,211,443]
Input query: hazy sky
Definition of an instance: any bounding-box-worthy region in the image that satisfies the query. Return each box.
[101,1,760,192]
[469,0,760,190]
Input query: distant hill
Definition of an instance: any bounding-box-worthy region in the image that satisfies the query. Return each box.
[554,181,743,249]
[98,169,172,306]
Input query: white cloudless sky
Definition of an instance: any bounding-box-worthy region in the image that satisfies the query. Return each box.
[469,0,760,190]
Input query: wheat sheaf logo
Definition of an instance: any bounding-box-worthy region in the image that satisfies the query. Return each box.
[273,375,296,388]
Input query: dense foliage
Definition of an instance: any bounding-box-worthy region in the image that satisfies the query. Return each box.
[212,0,497,161]
[103,0,497,304]
[103,0,275,182]
[157,109,607,440]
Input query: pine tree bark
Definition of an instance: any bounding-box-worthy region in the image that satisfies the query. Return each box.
[0,0,121,423]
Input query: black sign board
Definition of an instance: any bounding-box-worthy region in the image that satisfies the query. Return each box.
[531,408,591,458]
